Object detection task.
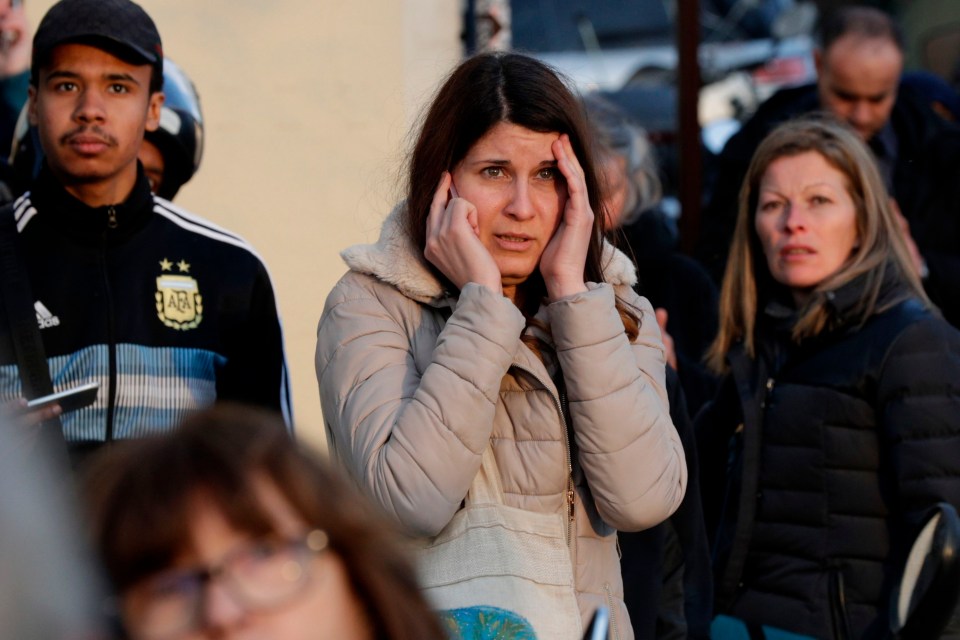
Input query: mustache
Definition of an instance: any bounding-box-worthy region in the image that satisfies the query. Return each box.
[60,126,117,147]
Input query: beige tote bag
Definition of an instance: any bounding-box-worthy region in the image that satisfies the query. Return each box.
[413,445,583,639]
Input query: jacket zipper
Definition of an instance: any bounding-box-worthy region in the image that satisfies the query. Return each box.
[512,363,575,548]
[560,388,576,548]
[829,563,852,640]
[102,219,117,441]
[604,582,621,640]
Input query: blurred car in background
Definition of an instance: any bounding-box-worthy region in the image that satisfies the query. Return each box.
[510,0,818,197]
[512,0,814,93]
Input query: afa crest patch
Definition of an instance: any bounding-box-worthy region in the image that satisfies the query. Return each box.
[156,258,202,330]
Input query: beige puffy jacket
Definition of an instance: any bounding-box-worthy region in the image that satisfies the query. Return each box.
[316,209,687,639]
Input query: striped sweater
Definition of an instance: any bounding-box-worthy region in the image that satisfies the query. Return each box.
[0,167,291,443]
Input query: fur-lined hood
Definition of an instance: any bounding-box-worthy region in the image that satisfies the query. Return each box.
[340,204,638,306]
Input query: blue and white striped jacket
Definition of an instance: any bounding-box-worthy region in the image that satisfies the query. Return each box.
[0,168,291,443]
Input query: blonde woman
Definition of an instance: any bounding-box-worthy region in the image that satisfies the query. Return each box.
[697,115,960,638]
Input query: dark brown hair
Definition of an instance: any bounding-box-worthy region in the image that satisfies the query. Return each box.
[405,51,639,335]
[83,404,446,640]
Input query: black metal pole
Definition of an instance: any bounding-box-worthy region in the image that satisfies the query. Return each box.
[464,0,477,55]
[677,0,702,255]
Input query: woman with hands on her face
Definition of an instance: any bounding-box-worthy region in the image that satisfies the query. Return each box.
[425,127,592,306]
[316,52,686,638]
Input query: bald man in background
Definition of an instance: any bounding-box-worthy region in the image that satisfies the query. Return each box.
[698,5,960,326]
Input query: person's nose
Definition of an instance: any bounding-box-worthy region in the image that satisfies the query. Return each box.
[848,100,873,130]
[782,201,807,233]
[73,88,106,124]
[200,580,246,637]
[504,180,535,220]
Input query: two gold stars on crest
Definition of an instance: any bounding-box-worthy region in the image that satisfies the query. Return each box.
[159,258,191,273]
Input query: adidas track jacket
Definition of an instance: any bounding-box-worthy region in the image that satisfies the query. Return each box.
[0,167,291,443]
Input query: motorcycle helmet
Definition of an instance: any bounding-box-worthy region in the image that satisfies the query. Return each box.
[144,58,204,200]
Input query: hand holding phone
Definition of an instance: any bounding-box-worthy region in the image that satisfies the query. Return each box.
[26,381,99,414]
[425,172,501,294]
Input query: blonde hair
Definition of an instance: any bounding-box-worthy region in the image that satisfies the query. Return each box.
[706,115,929,373]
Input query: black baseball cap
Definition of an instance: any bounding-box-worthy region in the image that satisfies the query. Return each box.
[32,0,163,80]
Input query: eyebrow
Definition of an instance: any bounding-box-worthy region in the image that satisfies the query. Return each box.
[831,86,889,102]
[467,159,558,167]
[44,70,142,86]
[799,180,842,190]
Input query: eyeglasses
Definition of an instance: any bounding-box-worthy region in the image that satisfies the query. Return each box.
[123,529,329,640]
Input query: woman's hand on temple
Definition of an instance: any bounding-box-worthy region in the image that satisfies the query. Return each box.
[424,172,503,295]
[540,134,591,301]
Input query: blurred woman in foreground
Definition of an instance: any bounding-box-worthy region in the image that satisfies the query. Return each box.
[83,405,446,640]
[697,116,960,638]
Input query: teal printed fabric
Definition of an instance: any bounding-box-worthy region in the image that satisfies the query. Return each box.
[711,615,815,640]
[439,606,538,639]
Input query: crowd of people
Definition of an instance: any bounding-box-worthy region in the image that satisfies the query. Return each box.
[2,0,960,639]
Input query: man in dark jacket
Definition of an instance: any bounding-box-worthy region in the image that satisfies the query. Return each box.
[0,0,291,457]
[698,5,960,327]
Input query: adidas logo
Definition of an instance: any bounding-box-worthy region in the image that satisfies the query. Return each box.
[35,301,60,329]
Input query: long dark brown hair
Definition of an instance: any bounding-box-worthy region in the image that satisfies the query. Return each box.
[405,51,640,337]
[83,404,447,640]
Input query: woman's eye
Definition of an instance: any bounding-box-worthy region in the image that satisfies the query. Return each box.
[759,200,782,212]
[537,167,559,180]
[245,541,283,561]
[148,571,200,599]
[810,195,829,206]
[482,167,504,178]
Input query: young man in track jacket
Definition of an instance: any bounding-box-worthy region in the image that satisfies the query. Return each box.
[0,0,291,454]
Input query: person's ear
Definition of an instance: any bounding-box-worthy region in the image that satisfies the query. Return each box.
[145,91,164,133]
[27,85,38,126]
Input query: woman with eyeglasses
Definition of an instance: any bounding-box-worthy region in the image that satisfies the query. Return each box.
[82,404,448,640]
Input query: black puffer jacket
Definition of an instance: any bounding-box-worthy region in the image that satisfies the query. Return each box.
[696,276,960,639]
